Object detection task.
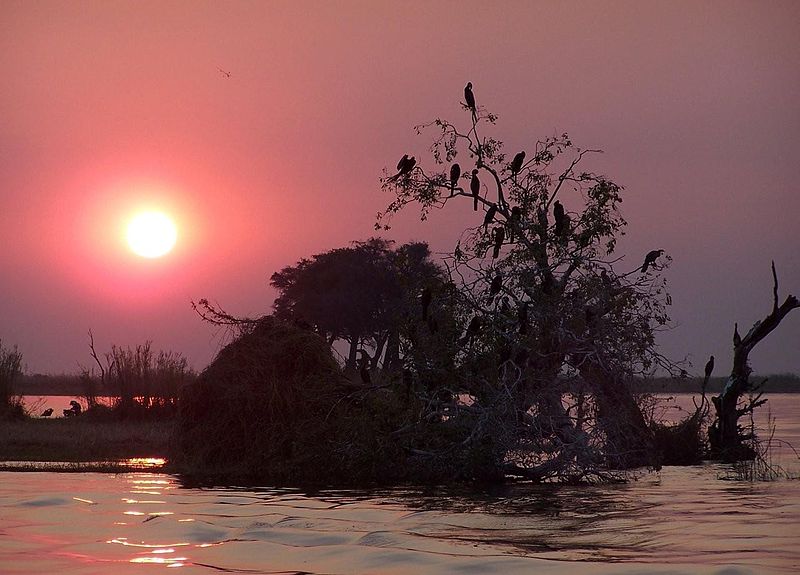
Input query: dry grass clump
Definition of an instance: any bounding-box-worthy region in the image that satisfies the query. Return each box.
[0,340,24,420]
[102,343,192,419]
[172,316,350,482]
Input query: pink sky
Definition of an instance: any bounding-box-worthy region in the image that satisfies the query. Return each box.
[1,0,798,375]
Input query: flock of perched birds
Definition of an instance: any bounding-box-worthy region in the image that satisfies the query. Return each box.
[379,82,670,371]
[389,82,665,276]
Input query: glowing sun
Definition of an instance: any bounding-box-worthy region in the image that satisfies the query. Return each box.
[126,211,178,258]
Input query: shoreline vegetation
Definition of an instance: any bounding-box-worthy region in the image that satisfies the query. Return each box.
[15,372,800,397]
[3,88,799,485]
[5,371,798,478]
[0,417,173,472]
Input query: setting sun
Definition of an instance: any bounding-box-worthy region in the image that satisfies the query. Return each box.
[126,211,178,258]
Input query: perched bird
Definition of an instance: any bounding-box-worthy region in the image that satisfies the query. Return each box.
[470,169,481,211]
[733,323,742,347]
[450,163,461,192]
[483,203,498,228]
[489,274,502,296]
[585,306,597,329]
[553,200,564,224]
[498,344,512,366]
[492,226,505,258]
[459,316,482,345]
[705,355,715,380]
[553,200,568,237]
[518,303,529,335]
[41,408,53,417]
[514,348,530,367]
[500,297,511,314]
[390,154,416,181]
[508,206,522,241]
[464,82,476,120]
[402,369,414,397]
[640,249,664,273]
[537,207,549,231]
[509,151,525,175]
[420,287,432,321]
[557,213,570,239]
[360,364,371,385]
[358,350,372,385]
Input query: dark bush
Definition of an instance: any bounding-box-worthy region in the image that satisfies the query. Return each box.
[172,316,499,485]
[173,317,350,482]
[651,413,706,466]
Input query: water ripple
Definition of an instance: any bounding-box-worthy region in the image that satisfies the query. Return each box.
[1,465,799,574]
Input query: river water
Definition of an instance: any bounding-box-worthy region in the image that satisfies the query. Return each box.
[2,395,799,574]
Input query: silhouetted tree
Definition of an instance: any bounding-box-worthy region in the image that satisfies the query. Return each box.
[377,84,679,480]
[709,262,799,460]
[270,238,445,373]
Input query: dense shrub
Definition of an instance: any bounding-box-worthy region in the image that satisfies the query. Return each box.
[172,316,496,485]
[173,317,347,481]
[0,341,24,420]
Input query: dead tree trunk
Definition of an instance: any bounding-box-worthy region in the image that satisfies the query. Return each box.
[709,262,799,461]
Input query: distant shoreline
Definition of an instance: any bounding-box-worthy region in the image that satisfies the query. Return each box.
[14,372,800,396]
[636,375,800,394]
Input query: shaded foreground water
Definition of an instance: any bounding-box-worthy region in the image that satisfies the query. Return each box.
[2,467,799,574]
[2,395,799,574]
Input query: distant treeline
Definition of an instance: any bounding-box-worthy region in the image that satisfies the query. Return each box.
[634,373,800,394]
[17,371,800,396]
[17,374,92,396]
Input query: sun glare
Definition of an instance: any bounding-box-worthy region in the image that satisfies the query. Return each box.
[127,211,178,258]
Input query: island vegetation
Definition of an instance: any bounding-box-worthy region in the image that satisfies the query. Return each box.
[2,86,798,485]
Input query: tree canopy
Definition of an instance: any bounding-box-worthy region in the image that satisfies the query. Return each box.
[269,238,445,371]
[376,84,680,479]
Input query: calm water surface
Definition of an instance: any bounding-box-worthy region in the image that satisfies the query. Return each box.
[3,394,799,574]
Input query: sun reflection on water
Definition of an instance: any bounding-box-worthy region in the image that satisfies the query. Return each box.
[124,457,167,468]
[107,538,191,548]
[107,538,194,568]
[130,555,188,566]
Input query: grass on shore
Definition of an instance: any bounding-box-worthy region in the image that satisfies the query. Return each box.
[0,417,174,465]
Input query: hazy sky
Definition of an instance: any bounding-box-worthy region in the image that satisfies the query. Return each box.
[1,0,798,376]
